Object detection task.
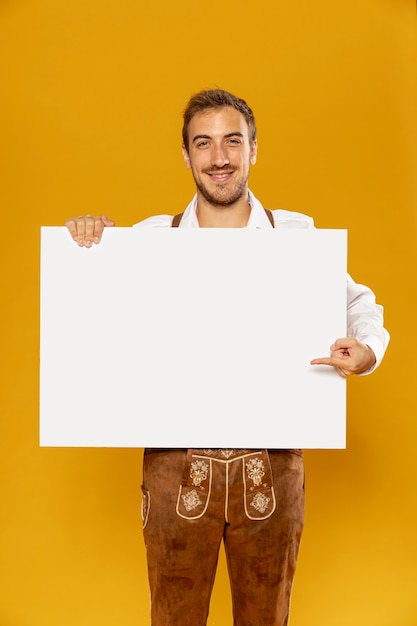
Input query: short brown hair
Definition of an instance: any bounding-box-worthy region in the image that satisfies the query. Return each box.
[182,89,257,150]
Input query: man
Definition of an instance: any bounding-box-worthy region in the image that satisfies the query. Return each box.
[66,89,389,626]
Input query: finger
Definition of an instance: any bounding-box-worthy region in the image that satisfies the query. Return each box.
[65,218,79,241]
[91,216,111,243]
[330,347,351,357]
[73,218,86,246]
[101,215,115,228]
[331,337,357,350]
[310,357,333,366]
[84,215,96,247]
[311,356,354,370]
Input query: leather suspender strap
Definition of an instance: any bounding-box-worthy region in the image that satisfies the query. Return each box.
[171,212,184,227]
[264,209,274,228]
[171,208,275,228]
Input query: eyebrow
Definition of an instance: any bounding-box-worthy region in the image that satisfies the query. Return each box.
[192,131,244,144]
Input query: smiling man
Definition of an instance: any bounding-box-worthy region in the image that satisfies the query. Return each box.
[65,89,389,625]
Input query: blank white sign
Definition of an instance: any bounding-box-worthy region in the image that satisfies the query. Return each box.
[40,227,347,448]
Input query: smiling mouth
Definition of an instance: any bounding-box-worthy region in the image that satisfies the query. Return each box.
[206,170,235,182]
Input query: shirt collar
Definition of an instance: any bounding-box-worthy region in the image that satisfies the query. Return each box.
[178,191,273,229]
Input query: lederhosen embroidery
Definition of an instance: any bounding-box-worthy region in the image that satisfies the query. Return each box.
[201,448,248,459]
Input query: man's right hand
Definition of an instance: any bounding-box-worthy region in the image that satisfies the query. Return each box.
[65,215,115,247]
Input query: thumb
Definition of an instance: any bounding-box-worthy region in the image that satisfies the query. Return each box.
[101,215,115,227]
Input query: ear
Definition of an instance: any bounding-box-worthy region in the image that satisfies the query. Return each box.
[250,139,258,165]
[182,144,191,169]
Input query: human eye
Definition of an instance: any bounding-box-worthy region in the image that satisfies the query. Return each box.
[227,137,242,145]
[195,139,210,149]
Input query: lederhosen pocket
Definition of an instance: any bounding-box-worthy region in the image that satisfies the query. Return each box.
[176,449,212,520]
[242,450,276,520]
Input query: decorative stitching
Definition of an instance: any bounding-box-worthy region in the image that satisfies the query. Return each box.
[202,449,248,459]
[246,458,266,487]
[250,492,270,514]
[181,489,202,512]
[190,459,209,487]
[242,453,276,521]
[141,488,150,529]
[176,458,213,520]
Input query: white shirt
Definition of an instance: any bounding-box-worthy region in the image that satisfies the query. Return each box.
[133,191,389,373]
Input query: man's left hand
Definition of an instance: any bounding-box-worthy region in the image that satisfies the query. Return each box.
[310,337,376,377]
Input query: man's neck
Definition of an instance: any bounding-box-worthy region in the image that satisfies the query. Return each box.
[196,193,251,228]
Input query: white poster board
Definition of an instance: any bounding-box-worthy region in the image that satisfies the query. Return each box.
[40,227,347,448]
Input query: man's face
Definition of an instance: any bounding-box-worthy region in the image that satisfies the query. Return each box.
[182,107,257,207]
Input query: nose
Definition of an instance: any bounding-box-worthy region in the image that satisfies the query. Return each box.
[211,144,230,168]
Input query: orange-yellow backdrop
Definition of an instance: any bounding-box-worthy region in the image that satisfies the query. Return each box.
[1,1,416,625]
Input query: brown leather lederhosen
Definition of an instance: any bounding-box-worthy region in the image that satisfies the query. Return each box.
[141,209,305,626]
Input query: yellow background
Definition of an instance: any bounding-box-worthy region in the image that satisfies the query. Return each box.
[1,1,416,624]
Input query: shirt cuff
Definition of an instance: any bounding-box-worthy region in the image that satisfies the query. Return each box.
[356,335,386,376]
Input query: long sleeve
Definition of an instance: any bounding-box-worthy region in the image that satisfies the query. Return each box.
[346,274,390,374]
